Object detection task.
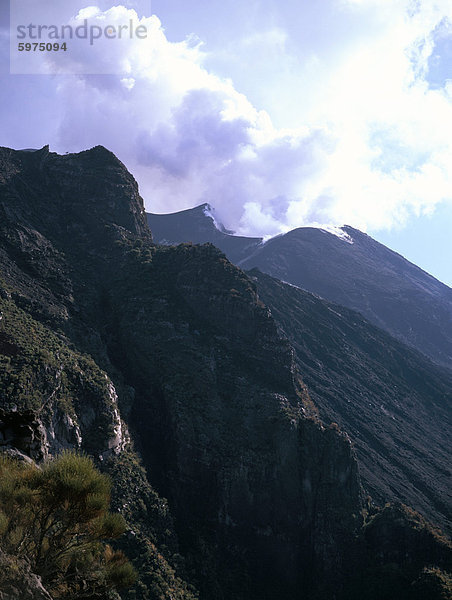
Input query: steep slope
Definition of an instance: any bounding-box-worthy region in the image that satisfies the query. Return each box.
[106,241,364,600]
[250,269,452,535]
[147,204,262,264]
[0,145,361,599]
[146,205,452,532]
[240,226,452,369]
[0,146,450,600]
[147,206,452,369]
[0,146,197,600]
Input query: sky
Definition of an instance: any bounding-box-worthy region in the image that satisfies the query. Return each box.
[0,0,451,285]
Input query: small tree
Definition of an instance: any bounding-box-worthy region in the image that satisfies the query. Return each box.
[0,451,136,598]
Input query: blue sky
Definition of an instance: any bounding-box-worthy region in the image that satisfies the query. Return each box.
[0,0,451,285]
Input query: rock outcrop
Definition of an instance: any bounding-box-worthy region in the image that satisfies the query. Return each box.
[0,550,53,600]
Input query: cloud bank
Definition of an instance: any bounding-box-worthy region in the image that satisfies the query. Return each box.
[2,1,452,237]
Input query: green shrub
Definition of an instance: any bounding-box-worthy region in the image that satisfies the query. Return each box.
[0,451,136,598]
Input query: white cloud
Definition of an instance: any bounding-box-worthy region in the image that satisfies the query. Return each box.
[3,1,451,237]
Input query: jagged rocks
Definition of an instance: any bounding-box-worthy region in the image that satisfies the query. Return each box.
[0,409,47,461]
[0,550,53,600]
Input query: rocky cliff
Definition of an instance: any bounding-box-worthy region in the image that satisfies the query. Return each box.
[147,204,452,534]
[0,146,450,600]
[251,270,452,535]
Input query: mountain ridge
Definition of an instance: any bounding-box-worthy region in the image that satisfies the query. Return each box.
[147,205,452,369]
[0,145,360,598]
[0,146,450,599]
[147,203,452,534]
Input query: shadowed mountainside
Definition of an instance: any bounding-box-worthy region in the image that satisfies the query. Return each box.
[148,205,452,369]
[0,146,450,600]
[147,204,452,533]
[240,225,452,370]
[250,269,452,535]
[147,203,262,264]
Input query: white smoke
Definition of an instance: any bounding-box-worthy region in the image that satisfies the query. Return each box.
[0,1,451,237]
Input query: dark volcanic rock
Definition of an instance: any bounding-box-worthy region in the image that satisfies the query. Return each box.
[240,226,452,369]
[146,204,452,533]
[147,204,262,264]
[0,549,53,600]
[0,146,450,600]
[147,205,452,370]
[0,145,148,242]
[0,146,363,599]
[0,408,47,460]
[107,242,362,599]
[342,504,452,600]
[251,269,452,535]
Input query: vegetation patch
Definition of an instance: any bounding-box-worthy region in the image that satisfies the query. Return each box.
[0,450,136,599]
